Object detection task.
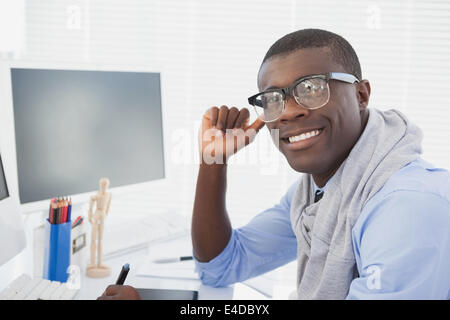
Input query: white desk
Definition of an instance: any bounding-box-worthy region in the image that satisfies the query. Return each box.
[17,198,295,300]
[76,236,293,300]
[16,207,296,300]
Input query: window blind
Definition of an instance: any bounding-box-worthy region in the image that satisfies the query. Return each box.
[1,0,449,223]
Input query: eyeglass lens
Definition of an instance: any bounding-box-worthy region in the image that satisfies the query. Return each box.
[253,78,329,122]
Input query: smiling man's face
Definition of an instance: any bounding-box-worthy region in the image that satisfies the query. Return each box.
[258,47,370,187]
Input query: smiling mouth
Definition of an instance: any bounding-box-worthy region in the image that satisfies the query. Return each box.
[282,128,324,144]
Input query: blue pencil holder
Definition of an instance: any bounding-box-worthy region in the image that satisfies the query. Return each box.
[43,219,71,283]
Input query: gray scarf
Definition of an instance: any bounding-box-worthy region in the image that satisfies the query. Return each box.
[290,108,423,299]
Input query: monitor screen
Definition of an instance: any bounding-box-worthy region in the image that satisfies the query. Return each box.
[0,153,9,201]
[11,68,165,204]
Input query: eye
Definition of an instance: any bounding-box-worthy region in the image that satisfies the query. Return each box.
[262,92,282,106]
[296,78,328,97]
[303,80,315,93]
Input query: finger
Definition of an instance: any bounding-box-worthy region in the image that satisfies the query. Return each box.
[242,118,266,146]
[202,107,218,134]
[201,113,212,133]
[123,285,142,300]
[104,285,121,296]
[225,107,240,129]
[97,288,115,300]
[245,117,265,133]
[234,108,250,129]
[216,105,229,131]
[205,106,219,127]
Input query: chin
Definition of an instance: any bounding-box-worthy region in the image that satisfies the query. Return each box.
[283,149,333,175]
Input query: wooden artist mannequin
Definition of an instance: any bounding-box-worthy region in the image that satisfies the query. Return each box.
[86,177,112,278]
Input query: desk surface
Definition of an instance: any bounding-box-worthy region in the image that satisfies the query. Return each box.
[76,236,295,300]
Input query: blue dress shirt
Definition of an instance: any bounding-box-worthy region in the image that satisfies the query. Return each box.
[194,158,450,299]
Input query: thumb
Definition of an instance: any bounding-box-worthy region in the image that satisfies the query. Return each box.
[242,117,265,146]
[245,116,265,133]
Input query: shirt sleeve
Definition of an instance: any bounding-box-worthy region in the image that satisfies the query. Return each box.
[194,180,299,287]
[347,190,450,299]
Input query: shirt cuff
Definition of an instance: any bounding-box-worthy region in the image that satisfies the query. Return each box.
[193,229,237,285]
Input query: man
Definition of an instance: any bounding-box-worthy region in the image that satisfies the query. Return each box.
[99,29,450,300]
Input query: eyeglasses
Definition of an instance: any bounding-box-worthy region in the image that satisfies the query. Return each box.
[248,72,359,122]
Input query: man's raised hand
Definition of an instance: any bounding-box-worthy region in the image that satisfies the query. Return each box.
[198,106,265,164]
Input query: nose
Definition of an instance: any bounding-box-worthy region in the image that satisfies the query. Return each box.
[278,95,311,123]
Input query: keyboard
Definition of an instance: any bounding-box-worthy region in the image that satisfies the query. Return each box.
[0,274,79,300]
[102,210,191,259]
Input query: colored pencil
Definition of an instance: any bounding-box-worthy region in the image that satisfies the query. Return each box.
[63,198,69,223]
[52,200,58,224]
[64,198,68,223]
[67,198,72,223]
[49,196,74,224]
[57,198,62,224]
[49,198,54,223]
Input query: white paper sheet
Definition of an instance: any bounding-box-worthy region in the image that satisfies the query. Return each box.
[136,238,198,280]
[135,236,295,298]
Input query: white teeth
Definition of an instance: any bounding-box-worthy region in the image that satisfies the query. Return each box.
[288,129,321,143]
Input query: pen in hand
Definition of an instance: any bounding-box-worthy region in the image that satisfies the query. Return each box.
[153,256,193,264]
[115,263,130,285]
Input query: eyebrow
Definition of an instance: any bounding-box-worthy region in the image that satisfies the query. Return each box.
[262,73,318,91]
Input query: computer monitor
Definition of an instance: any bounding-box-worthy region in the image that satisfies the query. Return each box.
[0,147,26,266]
[10,67,165,213]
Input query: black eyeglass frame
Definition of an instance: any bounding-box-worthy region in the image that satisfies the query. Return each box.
[248,72,360,122]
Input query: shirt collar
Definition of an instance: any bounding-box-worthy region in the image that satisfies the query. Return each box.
[312,174,334,194]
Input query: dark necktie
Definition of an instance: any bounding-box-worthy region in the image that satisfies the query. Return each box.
[314,190,324,203]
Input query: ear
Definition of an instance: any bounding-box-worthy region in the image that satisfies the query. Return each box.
[356,79,371,110]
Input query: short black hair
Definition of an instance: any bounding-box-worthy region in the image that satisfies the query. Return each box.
[261,29,362,80]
